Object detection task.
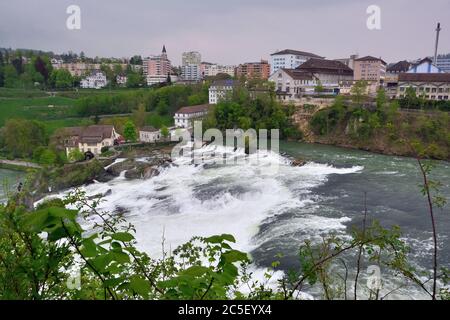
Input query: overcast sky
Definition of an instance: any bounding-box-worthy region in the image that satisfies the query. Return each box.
[1,0,449,65]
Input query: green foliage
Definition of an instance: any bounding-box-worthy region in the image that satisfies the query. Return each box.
[2,119,47,158]
[49,69,74,89]
[160,126,169,138]
[123,120,137,142]
[68,148,85,163]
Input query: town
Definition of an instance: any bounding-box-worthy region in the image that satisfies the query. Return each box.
[1,22,449,162]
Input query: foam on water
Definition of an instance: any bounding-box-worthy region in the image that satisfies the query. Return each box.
[45,146,363,260]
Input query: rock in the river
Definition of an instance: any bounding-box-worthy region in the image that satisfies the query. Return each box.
[291,158,306,167]
[143,166,160,179]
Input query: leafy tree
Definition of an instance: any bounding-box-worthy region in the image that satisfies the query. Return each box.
[123,120,137,142]
[68,148,85,162]
[50,69,73,89]
[2,119,47,158]
[160,126,169,139]
[350,80,368,107]
[315,81,324,93]
[132,104,147,128]
[3,64,20,88]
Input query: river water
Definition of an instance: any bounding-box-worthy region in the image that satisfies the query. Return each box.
[0,168,24,202]
[35,142,450,299]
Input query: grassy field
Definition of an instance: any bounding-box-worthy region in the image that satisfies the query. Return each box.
[0,94,92,134]
[0,88,174,135]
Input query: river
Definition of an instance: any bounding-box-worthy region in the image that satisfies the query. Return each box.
[0,168,25,202]
[37,142,450,299]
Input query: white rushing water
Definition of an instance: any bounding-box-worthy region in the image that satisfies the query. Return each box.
[47,146,363,258]
[38,145,442,299]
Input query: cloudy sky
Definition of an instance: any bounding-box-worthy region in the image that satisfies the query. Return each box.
[1,0,449,65]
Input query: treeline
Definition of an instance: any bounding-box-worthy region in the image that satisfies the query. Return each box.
[204,86,302,140]
[0,119,66,165]
[0,49,146,90]
[75,84,209,117]
[310,88,450,160]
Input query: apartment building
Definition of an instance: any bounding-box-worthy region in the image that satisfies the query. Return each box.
[174,104,211,128]
[209,80,236,104]
[80,71,108,89]
[353,56,387,84]
[235,60,270,80]
[143,45,172,85]
[270,49,324,74]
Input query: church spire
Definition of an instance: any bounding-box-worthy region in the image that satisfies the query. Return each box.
[162,45,167,54]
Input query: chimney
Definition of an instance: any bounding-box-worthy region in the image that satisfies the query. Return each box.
[434,22,441,66]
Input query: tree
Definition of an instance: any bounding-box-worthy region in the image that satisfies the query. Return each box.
[376,87,387,111]
[315,81,324,94]
[2,119,47,158]
[0,51,4,87]
[350,80,368,107]
[160,126,169,139]
[3,64,19,88]
[50,69,73,89]
[123,120,137,142]
[132,104,147,128]
[126,70,144,88]
[68,148,85,162]
[33,56,52,84]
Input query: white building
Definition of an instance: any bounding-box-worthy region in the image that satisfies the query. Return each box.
[181,64,202,81]
[80,71,108,89]
[397,73,450,101]
[269,59,353,101]
[116,75,128,86]
[139,127,161,143]
[64,125,120,157]
[436,55,450,73]
[209,80,236,104]
[202,64,235,78]
[407,58,444,74]
[174,104,211,128]
[270,49,324,75]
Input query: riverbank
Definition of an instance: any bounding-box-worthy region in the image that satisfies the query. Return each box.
[303,107,450,161]
[0,159,42,172]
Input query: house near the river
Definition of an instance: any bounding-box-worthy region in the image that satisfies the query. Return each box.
[63,125,121,157]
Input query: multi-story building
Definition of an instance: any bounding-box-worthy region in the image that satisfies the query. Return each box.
[63,125,120,157]
[334,54,359,70]
[174,104,211,128]
[385,60,412,97]
[353,56,387,85]
[143,45,172,85]
[407,57,443,74]
[269,59,353,101]
[181,51,202,81]
[270,49,324,75]
[202,63,235,78]
[397,73,450,101]
[235,60,270,80]
[436,55,450,73]
[182,51,201,66]
[80,71,107,89]
[209,80,236,104]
